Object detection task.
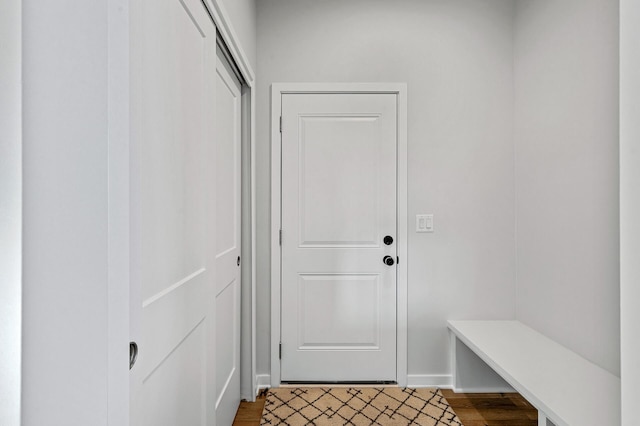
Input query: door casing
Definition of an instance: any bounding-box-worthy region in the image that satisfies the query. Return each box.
[270,83,408,388]
[1,0,22,423]
[214,46,243,426]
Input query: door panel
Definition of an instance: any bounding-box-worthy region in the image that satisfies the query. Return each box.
[281,93,398,382]
[215,83,238,258]
[130,0,217,424]
[297,274,381,348]
[214,51,242,426]
[298,116,380,247]
[138,323,206,426]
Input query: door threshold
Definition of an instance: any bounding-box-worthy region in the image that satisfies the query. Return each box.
[280,381,398,388]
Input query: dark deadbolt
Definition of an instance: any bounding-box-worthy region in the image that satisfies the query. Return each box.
[383,255,395,266]
[383,235,394,245]
[237,256,241,266]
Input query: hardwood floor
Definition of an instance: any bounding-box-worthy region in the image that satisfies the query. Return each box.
[232,389,537,426]
[233,393,267,426]
[440,390,537,426]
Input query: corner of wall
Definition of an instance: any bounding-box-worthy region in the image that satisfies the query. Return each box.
[512,0,520,323]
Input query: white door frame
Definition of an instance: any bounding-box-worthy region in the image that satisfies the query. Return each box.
[106,1,258,423]
[0,0,22,423]
[270,83,408,388]
[621,0,640,420]
[205,2,259,400]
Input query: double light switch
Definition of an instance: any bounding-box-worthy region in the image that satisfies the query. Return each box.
[416,214,434,233]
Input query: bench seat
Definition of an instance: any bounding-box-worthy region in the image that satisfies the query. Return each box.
[447,320,620,426]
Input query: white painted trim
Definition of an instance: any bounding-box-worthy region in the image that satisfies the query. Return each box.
[0,0,22,423]
[270,83,409,388]
[256,374,272,394]
[240,85,257,402]
[407,373,515,392]
[396,86,408,388]
[270,86,282,387]
[250,87,258,402]
[201,0,258,402]
[620,0,640,422]
[538,411,547,426]
[453,386,518,393]
[271,82,407,94]
[406,375,453,389]
[203,0,255,87]
[107,0,130,425]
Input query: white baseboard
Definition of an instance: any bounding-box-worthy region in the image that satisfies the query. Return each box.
[256,374,271,394]
[257,374,506,392]
[452,386,516,393]
[406,374,453,388]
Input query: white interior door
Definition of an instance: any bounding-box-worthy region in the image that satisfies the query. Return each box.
[280,93,398,382]
[214,50,242,425]
[129,0,218,424]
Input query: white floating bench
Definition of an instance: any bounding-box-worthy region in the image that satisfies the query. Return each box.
[447,320,620,426]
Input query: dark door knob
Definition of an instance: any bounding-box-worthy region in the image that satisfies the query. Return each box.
[383,235,394,245]
[383,255,395,266]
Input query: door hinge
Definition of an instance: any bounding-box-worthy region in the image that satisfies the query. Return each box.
[279,116,283,133]
[279,342,282,359]
[397,256,400,265]
[279,229,282,246]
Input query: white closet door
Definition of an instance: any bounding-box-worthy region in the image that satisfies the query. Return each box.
[129,0,218,424]
[214,50,242,426]
[280,93,398,382]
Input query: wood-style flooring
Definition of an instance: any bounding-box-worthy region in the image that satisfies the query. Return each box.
[440,390,537,426]
[232,389,537,426]
[232,393,266,426]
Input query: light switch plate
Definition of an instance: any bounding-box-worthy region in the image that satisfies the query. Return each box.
[416,214,434,232]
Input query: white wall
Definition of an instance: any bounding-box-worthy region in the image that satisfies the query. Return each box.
[22,0,110,424]
[514,0,620,375]
[0,0,22,424]
[219,0,257,72]
[256,0,517,382]
[620,0,640,421]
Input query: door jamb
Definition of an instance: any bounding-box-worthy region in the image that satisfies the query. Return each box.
[0,0,22,422]
[270,83,408,388]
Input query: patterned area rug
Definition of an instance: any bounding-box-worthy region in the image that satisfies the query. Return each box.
[260,387,463,426]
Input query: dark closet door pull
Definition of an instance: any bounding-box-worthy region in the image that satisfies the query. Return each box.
[130,341,138,370]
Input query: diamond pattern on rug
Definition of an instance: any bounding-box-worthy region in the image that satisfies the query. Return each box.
[260,387,463,426]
